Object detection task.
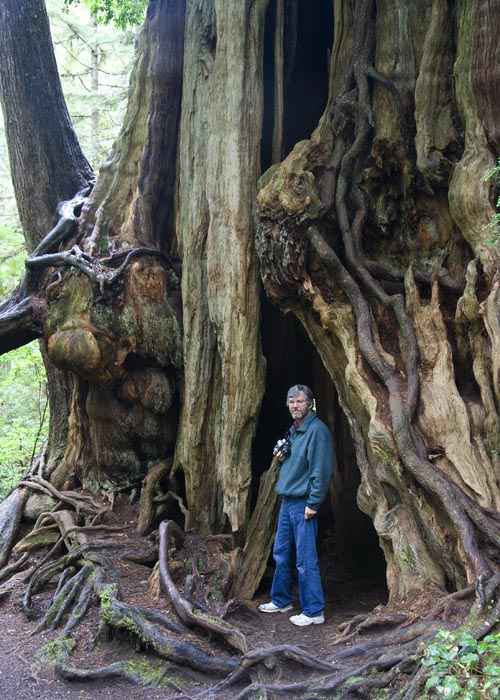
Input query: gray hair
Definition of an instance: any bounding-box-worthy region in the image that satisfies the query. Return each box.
[286,384,314,407]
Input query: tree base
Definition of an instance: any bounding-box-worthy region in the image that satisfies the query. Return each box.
[0,491,498,700]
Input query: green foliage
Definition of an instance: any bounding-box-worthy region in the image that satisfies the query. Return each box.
[62,0,148,29]
[483,159,500,245]
[0,224,25,299]
[0,343,49,500]
[422,629,500,699]
[49,0,137,168]
[0,224,48,501]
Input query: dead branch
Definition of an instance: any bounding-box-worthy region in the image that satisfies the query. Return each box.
[0,296,44,354]
[25,244,169,294]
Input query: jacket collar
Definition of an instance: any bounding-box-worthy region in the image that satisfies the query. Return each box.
[293,411,316,433]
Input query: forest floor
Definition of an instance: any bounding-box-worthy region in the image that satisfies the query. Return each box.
[0,503,443,700]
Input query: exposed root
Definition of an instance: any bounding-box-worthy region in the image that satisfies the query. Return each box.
[3,487,500,700]
[327,620,456,663]
[202,644,337,697]
[22,539,122,617]
[18,476,108,518]
[0,551,30,584]
[159,519,248,652]
[0,488,29,567]
[33,562,92,634]
[55,657,186,690]
[335,611,408,642]
[423,585,475,621]
[97,581,238,676]
[137,458,172,534]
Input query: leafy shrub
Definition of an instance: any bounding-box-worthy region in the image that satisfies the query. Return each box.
[422,629,500,699]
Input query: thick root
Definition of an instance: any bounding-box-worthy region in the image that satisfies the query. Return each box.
[4,490,500,699]
[158,519,248,652]
[55,656,186,690]
[97,581,238,676]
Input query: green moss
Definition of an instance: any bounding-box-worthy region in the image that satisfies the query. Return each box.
[33,636,75,671]
[208,587,223,603]
[400,539,418,573]
[257,163,280,190]
[14,528,60,553]
[121,658,183,687]
[98,583,120,619]
[46,273,92,334]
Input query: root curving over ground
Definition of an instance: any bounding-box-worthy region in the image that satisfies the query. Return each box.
[1,486,499,700]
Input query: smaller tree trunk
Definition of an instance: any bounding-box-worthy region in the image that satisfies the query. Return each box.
[230,458,280,600]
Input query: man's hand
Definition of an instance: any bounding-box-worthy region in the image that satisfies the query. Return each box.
[304,506,317,520]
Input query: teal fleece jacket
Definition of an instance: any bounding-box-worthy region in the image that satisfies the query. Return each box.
[274,412,334,510]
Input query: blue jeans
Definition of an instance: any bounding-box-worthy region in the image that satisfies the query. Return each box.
[270,496,325,617]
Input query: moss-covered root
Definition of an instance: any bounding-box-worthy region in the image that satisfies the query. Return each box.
[34,636,75,674]
[55,657,185,691]
[97,582,238,676]
[33,562,92,634]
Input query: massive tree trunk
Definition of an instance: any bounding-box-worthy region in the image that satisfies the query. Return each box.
[174,0,267,535]
[256,0,500,600]
[2,0,500,696]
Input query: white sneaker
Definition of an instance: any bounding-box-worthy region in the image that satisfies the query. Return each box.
[258,601,293,613]
[289,612,325,626]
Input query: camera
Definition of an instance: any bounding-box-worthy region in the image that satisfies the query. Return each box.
[273,437,291,459]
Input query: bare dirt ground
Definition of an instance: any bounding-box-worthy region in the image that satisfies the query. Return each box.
[0,503,393,700]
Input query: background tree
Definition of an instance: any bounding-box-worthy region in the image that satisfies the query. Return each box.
[0,0,136,495]
[1,0,500,697]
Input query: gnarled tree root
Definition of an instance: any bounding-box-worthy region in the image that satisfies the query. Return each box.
[55,657,187,692]
[6,489,500,699]
[96,581,238,676]
[158,519,248,652]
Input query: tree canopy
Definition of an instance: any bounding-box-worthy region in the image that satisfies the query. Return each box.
[63,0,148,29]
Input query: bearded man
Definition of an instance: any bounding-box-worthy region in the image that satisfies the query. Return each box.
[259,384,334,626]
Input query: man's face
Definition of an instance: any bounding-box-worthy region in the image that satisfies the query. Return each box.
[287,391,311,423]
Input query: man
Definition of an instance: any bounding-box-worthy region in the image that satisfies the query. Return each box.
[259,384,334,626]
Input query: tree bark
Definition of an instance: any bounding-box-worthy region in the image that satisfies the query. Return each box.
[174,0,267,535]
[256,0,500,600]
